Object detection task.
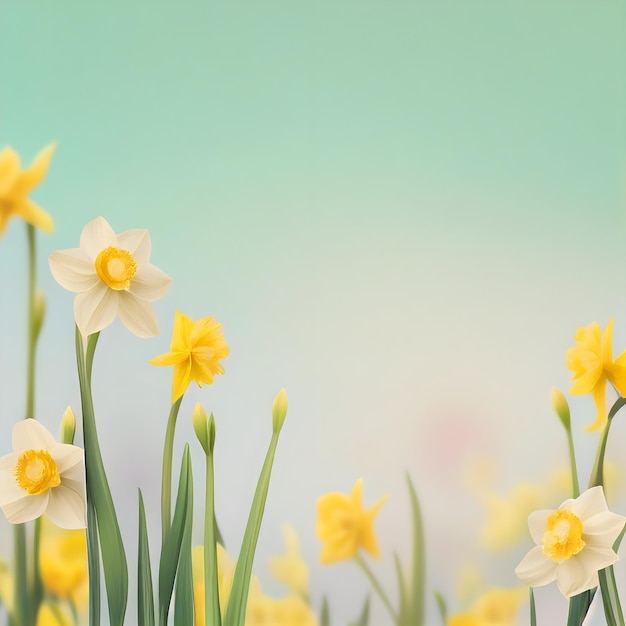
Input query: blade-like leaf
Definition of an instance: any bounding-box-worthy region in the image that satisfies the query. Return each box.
[138,489,155,626]
[87,497,101,626]
[174,454,194,626]
[530,588,536,626]
[567,589,596,626]
[406,473,425,626]
[77,330,128,626]
[349,596,370,626]
[159,445,192,626]
[599,566,624,626]
[223,432,281,626]
[320,597,330,626]
[434,591,447,625]
[205,451,222,626]
[394,553,409,626]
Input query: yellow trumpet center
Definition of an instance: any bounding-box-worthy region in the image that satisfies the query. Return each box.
[95,246,137,290]
[542,509,585,561]
[14,449,61,495]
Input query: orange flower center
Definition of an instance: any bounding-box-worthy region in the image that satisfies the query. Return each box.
[542,509,585,561]
[95,246,137,290]
[14,449,61,495]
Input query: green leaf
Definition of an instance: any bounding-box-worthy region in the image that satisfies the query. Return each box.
[223,432,281,626]
[87,496,101,626]
[174,454,194,626]
[434,591,447,625]
[599,566,625,626]
[204,449,222,626]
[567,589,595,626]
[138,489,155,626]
[159,445,192,626]
[349,596,370,626]
[406,473,425,626]
[77,330,128,626]
[530,588,536,626]
[394,553,409,626]
[320,597,330,626]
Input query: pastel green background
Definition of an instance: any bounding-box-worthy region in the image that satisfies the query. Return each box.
[1,3,625,624]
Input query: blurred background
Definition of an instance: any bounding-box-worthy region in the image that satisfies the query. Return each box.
[1,2,625,624]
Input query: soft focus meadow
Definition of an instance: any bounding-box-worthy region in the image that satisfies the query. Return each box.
[1,3,625,626]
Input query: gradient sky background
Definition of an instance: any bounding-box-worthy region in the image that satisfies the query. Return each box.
[1,3,625,625]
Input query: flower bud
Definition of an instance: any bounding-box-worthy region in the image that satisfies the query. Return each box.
[33,290,46,341]
[551,387,571,430]
[272,388,288,434]
[60,406,76,444]
[193,403,210,455]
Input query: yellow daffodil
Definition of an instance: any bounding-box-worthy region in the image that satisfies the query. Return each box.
[149,309,229,402]
[316,478,387,564]
[48,216,172,337]
[246,593,318,626]
[515,486,626,597]
[39,516,88,606]
[0,556,13,614]
[0,420,86,528]
[565,319,626,431]
[447,587,526,626]
[0,145,55,238]
[35,602,72,626]
[268,524,309,596]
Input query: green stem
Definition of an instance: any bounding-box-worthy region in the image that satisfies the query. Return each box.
[161,397,183,545]
[354,553,398,622]
[26,224,36,419]
[204,452,221,626]
[566,425,580,498]
[13,525,27,626]
[589,397,626,489]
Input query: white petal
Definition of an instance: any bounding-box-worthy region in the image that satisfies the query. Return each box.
[117,293,160,338]
[80,216,117,260]
[0,465,26,506]
[515,546,558,587]
[48,248,99,293]
[584,511,626,547]
[0,452,19,471]
[129,263,172,302]
[117,228,151,263]
[74,283,118,336]
[569,486,608,521]
[12,419,56,452]
[1,492,49,524]
[528,509,552,545]
[555,548,613,597]
[46,484,86,529]
[49,443,83,474]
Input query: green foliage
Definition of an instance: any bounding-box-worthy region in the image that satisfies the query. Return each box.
[138,490,155,626]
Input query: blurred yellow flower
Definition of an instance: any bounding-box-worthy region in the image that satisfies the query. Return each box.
[447,587,527,626]
[0,145,55,238]
[316,478,387,564]
[39,516,88,606]
[268,524,309,596]
[566,319,626,431]
[0,556,13,614]
[150,309,229,402]
[35,602,72,626]
[246,593,318,626]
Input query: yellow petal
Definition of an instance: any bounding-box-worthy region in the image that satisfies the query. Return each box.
[609,350,626,396]
[148,350,189,367]
[0,146,20,196]
[13,197,54,233]
[171,310,194,352]
[172,359,192,402]
[585,377,608,432]
[602,319,615,370]
[13,143,56,196]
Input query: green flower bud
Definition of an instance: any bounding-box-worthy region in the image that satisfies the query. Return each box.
[193,402,210,455]
[60,406,76,444]
[33,290,46,342]
[272,388,288,434]
[551,387,571,430]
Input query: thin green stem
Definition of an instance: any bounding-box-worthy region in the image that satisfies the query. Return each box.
[589,397,626,489]
[354,553,398,622]
[566,426,580,498]
[26,224,36,419]
[13,524,27,626]
[161,397,183,545]
[204,453,221,626]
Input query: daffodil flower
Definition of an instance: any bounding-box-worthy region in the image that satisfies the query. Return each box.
[447,587,527,626]
[566,319,626,431]
[268,524,309,596]
[149,309,229,402]
[0,420,86,529]
[515,486,626,597]
[0,144,55,238]
[316,478,388,564]
[48,216,172,337]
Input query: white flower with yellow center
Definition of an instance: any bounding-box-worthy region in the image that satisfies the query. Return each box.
[515,486,626,597]
[48,216,172,337]
[0,420,86,529]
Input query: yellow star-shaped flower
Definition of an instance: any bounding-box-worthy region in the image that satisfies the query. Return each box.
[0,145,55,238]
[316,478,387,565]
[149,309,229,402]
[565,319,626,431]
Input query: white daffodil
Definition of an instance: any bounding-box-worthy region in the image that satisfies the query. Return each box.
[0,420,86,529]
[515,486,626,597]
[48,216,172,338]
